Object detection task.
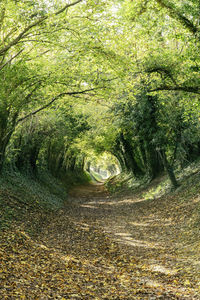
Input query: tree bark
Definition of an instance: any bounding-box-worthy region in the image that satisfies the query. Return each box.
[120,133,144,177]
[160,150,179,189]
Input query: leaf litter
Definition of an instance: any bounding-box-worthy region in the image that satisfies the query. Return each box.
[1,178,200,299]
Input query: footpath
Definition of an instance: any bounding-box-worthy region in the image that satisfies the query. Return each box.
[1,182,200,299]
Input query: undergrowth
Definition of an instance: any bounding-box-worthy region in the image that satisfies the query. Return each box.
[106,160,200,198]
[0,168,90,233]
[106,160,200,231]
[0,170,67,232]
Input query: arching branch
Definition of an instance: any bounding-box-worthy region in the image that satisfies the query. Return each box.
[0,49,24,71]
[146,66,177,85]
[155,0,198,34]
[16,87,104,124]
[0,0,83,57]
[149,85,200,94]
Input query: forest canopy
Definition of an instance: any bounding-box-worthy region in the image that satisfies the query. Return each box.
[0,0,200,188]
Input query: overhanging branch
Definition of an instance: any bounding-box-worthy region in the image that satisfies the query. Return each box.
[146,66,177,85]
[155,0,198,34]
[0,0,83,56]
[149,85,200,94]
[16,87,103,124]
[55,0,83,15]
[0,49,24,71]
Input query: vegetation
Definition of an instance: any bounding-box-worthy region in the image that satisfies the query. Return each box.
[1,0,200,298]
[1,0,200,186]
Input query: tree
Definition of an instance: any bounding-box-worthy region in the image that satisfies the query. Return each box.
[1,0,200,191]
[0,0,114,172]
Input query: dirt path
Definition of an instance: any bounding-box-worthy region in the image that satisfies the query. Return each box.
[40,183,200,299]
[1,182,200,299]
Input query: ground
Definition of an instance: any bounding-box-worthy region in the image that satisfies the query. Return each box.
[1,176,200,299]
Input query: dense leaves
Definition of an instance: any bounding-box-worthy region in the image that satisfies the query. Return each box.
[1,0,200,298]
[0,0,200,183]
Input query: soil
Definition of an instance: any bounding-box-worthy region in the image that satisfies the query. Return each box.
[1,181,200,299]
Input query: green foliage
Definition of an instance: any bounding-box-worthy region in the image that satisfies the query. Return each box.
[0,0,200,189]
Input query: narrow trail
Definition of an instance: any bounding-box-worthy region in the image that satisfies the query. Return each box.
[39,183,199,299]
[1,182,200,299]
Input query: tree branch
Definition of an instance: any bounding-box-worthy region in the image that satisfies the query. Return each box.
[0,0,83,56]
[55,0,83,15]
[0,49,24,71]
[0,17,47,56]
[146,66,177,85]
[0,7,6,31]
[149,85,200,94]
[25,50,50,62]
[16,87,103,124]
[155,0,198,34]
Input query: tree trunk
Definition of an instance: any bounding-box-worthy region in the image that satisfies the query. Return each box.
[0,111,18,173]
[111,150,126,172]
[120,133,144,177]
[145,142,163,180]
[0,130,14,173]
[160,150,179,189]
[29,145,40,173]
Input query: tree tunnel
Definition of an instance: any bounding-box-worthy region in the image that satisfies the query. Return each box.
[85,152,120,182]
